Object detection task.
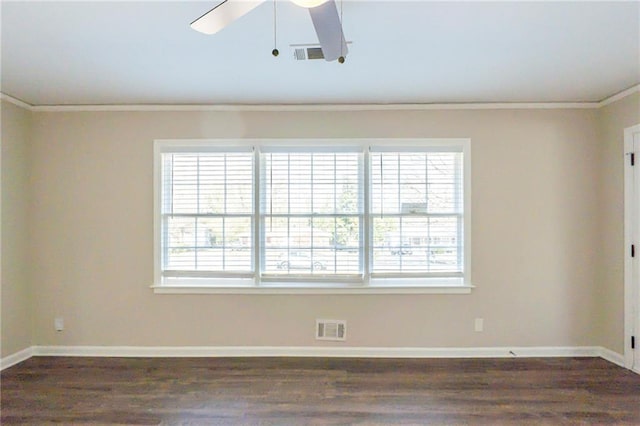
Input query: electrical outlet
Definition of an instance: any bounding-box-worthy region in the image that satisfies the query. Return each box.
[54,317,64,332]
[474,318,484,332]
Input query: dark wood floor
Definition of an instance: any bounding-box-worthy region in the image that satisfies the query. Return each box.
[1,356,639,425]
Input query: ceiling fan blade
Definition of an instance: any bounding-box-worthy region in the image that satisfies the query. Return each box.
[308,0,348,62]
[191,0,265,35]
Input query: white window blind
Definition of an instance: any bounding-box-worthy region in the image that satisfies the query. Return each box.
[160,151,254,281]
[260,151,363,281]
[370,150,464,277]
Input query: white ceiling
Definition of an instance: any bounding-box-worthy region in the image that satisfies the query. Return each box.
[1,1,639,106]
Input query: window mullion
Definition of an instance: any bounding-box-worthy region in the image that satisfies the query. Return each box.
[425,153,430,273]
[164,154,174,272]
[254,147,261,286]
[287,153,291,264]
[397,153,403,271]
[333,153,338,273]
[194,155,200,271]
[363,149,371,286]
[456,152,463,272]
[310,154,315,268]
[170,154,175,217]
[221,154,226,271]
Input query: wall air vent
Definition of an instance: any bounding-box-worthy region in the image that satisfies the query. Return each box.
[293,48,306,61]
[293,47,325,61]
[291,42,352,61]
[306,47,325,60]
[316,319,346,341]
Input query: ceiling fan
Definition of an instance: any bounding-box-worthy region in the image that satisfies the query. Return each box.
[190,0,348,62]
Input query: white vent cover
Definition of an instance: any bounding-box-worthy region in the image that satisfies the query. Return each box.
[294,48,307,61]
[291,42,352,61]
[293,47,324,61]
[316,319,346,341]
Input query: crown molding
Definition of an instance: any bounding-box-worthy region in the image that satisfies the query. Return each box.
[1,86,637,112]
[0,93,34,111]
[598,84,640,107]
[27,102,601,112]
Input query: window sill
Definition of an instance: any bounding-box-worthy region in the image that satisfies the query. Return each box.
[150,284,474,295]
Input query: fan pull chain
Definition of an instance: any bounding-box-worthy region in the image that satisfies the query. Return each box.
[272,0,279,57]
[338,0,345,63]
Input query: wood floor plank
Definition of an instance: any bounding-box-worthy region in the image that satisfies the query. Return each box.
[1,357,639,425]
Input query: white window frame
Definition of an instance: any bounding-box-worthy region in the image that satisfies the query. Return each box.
[155,142,256,287]
[153,139,472,294]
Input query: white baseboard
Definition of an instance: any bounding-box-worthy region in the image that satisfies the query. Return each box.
[1,345,630,372]
[0,347,33,371]
[598,347,625,368]
[32,345,601,359]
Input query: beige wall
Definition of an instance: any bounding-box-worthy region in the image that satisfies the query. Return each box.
[597,93,640,354]
[28,107,603,348]
[1,100,32,357]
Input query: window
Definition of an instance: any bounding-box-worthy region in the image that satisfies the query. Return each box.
[157,147,255,286]
[260,150,363,282]
[154,139,471,293]
[369,149,464,284]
